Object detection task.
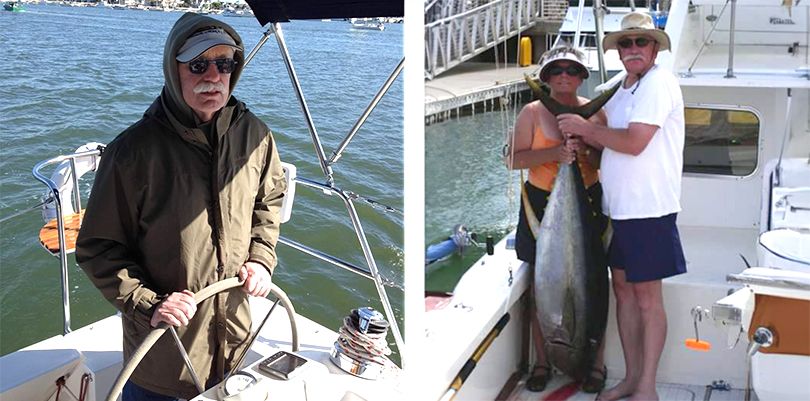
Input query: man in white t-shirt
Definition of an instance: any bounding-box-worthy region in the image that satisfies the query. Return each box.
[557,11,686,401]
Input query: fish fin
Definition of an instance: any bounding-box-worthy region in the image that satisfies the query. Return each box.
[602,219,613,253]
[576,83,620,119]
[535,80,621,118]
[521,169,542,240]
[524,74,544,101]
[535,83,572,116]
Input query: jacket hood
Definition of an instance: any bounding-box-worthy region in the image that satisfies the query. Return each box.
[162,12,245,127]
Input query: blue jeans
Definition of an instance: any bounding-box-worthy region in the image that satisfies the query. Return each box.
[122,374,226,400]
[122,380,178,401]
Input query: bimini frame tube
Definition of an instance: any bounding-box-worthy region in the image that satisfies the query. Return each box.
[288,176,406,357]
[243,27,274,67]
[33,148,103,335]
[726,0,738,78]
[593,0,608,84]
[337,186,405,357]
[573,0,586,48]
[271,23,335,186]
[329,57,405,166]
[264,28,405,361]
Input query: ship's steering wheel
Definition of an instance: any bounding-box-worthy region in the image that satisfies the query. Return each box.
[105,277,299,401]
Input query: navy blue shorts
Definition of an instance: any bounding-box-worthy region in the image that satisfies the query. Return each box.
[608,213,686,283]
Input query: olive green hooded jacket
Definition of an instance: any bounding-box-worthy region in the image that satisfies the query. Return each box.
[76,13,286,399]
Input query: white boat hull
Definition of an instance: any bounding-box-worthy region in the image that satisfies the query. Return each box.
[0,297,404,401]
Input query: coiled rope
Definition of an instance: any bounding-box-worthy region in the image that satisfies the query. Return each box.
[335,316,401,379]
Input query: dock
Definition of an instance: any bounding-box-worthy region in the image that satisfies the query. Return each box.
[423,0,567,125]
[424,62,538,125]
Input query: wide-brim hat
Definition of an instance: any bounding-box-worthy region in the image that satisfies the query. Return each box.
[603,11,670,51]
[176,27,242,63]
[538,45,590,82]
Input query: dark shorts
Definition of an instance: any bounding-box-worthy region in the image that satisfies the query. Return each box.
[608,213,687,282]
[515,181,607,265]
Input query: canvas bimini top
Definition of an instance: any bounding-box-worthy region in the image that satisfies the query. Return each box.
[245,0,404,26]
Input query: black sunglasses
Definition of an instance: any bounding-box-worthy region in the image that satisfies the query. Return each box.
[187,58,237,74]
[617,37,653,49]
[547,65,583,77]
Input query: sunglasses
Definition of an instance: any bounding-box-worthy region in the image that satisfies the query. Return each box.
[617,37,653,49]
[547,65,583,78]
[186,58,237,74]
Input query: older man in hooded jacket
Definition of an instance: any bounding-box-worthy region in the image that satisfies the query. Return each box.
[76,13,286,400]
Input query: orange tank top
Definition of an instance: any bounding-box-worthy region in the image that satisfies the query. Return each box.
[528,116,599,192]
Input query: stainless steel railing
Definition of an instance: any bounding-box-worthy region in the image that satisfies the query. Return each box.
[33,147,104,335]
[247,23,406,362]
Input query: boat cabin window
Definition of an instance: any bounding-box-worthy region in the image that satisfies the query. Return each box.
[683,107,759,176]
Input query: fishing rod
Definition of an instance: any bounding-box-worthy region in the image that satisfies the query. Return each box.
[439,313,511,401]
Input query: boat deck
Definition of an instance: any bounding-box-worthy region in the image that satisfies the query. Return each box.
[0,296,404,401]
[423,224,760,400]
[506,375,751,401]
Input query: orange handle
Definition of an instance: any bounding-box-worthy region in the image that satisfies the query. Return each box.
[685,338,711,351]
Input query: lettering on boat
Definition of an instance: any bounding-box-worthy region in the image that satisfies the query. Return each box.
[770,17,796,25]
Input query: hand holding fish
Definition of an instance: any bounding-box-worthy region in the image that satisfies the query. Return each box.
[557,113,596,143]
[554,143,577,164]
[565,133,584,151]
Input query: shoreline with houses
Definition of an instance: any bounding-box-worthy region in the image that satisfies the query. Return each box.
[12,0,404,22]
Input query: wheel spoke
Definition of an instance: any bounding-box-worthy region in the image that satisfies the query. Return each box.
[169,326,205,394]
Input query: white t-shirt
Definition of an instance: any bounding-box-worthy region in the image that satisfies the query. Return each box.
[600,65,685,220]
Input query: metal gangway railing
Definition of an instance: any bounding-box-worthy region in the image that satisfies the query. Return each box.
[425,0,543,79]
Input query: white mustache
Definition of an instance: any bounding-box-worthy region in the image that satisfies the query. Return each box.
[623,54,645,62]
[193,82,226,94]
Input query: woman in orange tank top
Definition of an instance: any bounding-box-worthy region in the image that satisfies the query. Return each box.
[504,45,609,394]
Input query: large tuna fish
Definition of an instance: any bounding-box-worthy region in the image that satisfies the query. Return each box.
[522,75,614,381]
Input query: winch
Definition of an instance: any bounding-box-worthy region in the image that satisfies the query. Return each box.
[329,307,399,380]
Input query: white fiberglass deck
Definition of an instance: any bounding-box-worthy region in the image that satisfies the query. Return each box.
[422,222,758,400]
[0,296,404,401]
[507,376,750,401]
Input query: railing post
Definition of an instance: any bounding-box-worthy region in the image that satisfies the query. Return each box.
[726,0,738,78]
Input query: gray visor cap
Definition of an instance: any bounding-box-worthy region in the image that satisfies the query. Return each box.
[176,27,242,63]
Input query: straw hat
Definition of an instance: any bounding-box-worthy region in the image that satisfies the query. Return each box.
[603,11,670,51]
[538,45,590,82]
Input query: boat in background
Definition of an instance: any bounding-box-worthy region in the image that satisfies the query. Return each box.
[222,5,254,17]
[423,0,810,399]
[0,1,406,400]
[350,17,386,31]
[3,1,25,11]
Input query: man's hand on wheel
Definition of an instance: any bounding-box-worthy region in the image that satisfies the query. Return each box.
[240,262,272,298]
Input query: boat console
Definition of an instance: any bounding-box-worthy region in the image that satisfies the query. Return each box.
[709,158,810,400]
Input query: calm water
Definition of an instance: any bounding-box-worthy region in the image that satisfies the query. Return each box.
[424,108,524,293]
[0,4,403,357]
